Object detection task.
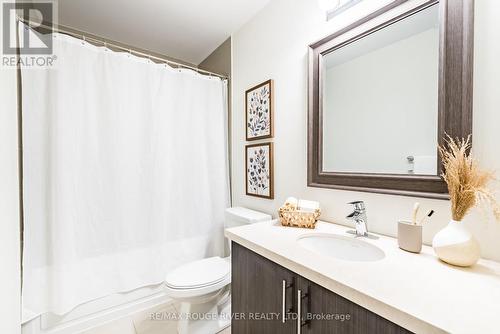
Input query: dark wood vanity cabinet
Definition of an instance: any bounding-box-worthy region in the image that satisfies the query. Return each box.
[299,279,411,334]
[231,241,296,333]
[232,242,412,334]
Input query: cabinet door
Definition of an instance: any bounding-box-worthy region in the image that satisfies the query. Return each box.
[232,242,297,334]
[297,277,413,334]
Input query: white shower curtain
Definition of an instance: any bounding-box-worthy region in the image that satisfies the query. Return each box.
[21,30,229,316]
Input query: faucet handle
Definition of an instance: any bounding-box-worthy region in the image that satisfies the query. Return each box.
[348,201,365,211]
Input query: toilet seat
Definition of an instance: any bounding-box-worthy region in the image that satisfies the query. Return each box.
[164,257,231,298]
[165,256,231,290]
[164,276,230,299]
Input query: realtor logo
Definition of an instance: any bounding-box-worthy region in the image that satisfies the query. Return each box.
[2,1,56,67]
[2,1,54,54]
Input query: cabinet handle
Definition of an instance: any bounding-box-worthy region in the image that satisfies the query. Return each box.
[297,288,309,334]
[282,280,286,323]
[282,279,293,323]
[297,289,302,334]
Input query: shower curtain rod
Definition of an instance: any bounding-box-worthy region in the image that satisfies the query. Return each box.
[16,17,228,80]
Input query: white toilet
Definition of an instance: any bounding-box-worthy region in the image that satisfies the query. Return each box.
[164,207,272,334]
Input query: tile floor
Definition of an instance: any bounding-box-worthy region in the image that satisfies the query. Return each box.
[218,327,231,334]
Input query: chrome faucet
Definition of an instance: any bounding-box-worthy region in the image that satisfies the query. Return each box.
[346,201,368,237]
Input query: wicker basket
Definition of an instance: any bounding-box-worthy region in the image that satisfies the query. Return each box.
[278,203,321,229]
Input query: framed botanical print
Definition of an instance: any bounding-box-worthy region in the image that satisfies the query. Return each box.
[246,142,274,199]
[245,79,274,141]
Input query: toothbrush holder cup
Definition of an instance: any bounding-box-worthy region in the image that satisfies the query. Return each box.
[397,221,422,253]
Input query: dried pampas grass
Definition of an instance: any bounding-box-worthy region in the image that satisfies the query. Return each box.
[439,135,500,221]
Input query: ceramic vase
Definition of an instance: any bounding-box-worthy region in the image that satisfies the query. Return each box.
[432,220,480,267]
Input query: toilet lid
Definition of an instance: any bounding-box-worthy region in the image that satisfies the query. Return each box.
[165,257,230,289]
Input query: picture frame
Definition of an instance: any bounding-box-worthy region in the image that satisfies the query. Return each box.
[245,79,274,141]
[245,142,274,199]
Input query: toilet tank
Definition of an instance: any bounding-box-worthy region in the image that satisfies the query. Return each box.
[225,207,272,228]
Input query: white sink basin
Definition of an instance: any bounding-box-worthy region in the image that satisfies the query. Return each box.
[297,233,385,262]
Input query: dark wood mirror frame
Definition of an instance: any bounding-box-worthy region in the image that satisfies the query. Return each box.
[308,0,474,199]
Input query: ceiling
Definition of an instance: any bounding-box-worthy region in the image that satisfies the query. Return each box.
[57,0,270,65]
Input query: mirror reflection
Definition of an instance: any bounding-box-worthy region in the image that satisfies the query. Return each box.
[322,5,439,175]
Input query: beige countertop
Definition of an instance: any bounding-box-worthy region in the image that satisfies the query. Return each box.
[225,220,500,334]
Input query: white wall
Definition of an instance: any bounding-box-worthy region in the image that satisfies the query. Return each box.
[0,13,21,334]
[231,0,500,261]
[323,28,438,174]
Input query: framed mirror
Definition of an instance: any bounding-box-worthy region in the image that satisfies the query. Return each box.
[308,0,474,199]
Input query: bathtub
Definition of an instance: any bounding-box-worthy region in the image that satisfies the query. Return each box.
[22,283,171,334]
